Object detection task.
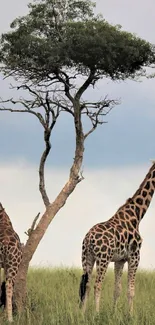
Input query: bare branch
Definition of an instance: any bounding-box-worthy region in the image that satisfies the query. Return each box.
[55,71,74,103]
[39,130,51,207]
[75,69,95,101]
[39,112,60,207]
[24,212,40,237]
[0,99,46,127]
[82,97,120,139]
[22,103,85,264]
[0,85,63,207]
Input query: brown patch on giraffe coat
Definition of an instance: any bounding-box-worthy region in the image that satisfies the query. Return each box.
[130,219,137,228]
[149,189,154,196]
[126,222,134,231]
[104,231,113,238]
[108,227,114,234]
[97,224,106,231]
[96,240,102,246]
[120,221,126,228]
[144,182,150,190]
[101,245,107,252]
[145,199,150,206]
[125,209,134,216]
[95,233,102,239]
[142,190,147,197]
[136,197,143,205]
[118,211,124,218]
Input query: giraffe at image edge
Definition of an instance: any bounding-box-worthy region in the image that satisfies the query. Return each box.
[0,203,22,322]
[79,160,155,314]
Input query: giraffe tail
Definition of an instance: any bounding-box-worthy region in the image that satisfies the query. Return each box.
[79,272,88,302]
[0,281,6,308]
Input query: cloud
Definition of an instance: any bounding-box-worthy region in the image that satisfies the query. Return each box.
[0,161,155,269]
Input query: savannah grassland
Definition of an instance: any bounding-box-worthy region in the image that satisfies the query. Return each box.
[1,268,155,325]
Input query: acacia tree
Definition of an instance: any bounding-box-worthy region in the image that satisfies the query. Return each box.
[0,0,155,311]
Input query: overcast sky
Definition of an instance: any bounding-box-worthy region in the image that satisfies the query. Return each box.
[0,0,155,270]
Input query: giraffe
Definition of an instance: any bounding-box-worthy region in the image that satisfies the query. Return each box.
[0,203,22,322]
[79,161,155,314]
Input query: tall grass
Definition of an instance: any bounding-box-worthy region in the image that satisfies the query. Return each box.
[1,268,155,324]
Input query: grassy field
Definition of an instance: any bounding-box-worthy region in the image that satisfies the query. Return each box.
[1,268,155,324]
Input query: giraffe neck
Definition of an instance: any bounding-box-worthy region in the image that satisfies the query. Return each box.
[0,203,13,228]
[126,162,155,223]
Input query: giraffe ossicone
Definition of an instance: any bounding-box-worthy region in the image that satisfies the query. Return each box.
[0,203,22,322]
[79,161,155,314]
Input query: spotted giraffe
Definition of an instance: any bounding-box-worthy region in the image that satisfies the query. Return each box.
[0,203,22,322]
[79,161,155,313]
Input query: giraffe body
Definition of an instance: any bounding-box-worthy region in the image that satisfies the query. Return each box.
[0,203,22,322]
[80,162,155,313]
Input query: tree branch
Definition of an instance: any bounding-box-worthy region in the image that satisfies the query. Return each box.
[0,87,62,207]
[75,69,95,101]
[39,128,51,207]
[25,212,40,237]
[55,71,74,103]
[21,99,85,263]
[0,107,46,127]
[82,97,119,139]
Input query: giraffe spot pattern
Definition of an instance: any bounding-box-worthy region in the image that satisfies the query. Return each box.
[80,164,155,314]
[144,182,150,190]
[142,190,147,197]
[125,209,134,216]
[136,197,143,205]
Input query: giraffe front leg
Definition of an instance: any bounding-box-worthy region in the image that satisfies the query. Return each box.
[6,279,13,322]
[127,253,140,314]
[94,260,109,313]
[113,260,125,308]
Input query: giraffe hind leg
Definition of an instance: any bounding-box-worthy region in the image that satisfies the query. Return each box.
[127,253,140,314]
[5,258,19,322]
[6,279,13,322]
[94,256,111,313]
[79,249,95,312]
[113,260,125,308]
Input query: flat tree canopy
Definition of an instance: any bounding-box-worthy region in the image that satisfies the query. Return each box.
[0,0,155,83]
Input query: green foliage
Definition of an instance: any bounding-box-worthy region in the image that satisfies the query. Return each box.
[0,0,155,83]
[65,20,154,78]
[1,268,155,325]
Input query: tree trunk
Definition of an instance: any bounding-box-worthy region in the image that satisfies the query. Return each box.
[14,115,84,310]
